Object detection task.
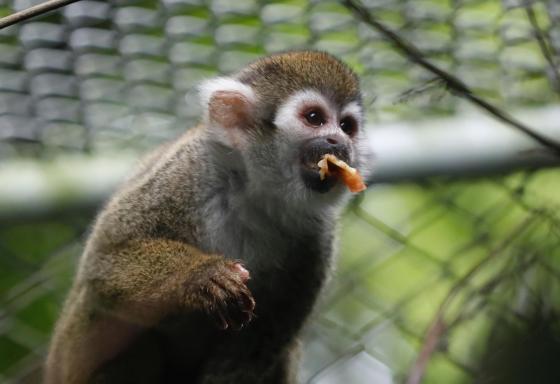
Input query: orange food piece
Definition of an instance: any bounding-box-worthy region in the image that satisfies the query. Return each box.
[317,154,367,193]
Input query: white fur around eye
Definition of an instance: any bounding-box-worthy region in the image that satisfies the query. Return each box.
[197,77,256,122]
[341,102,363,126]
[273,90,333,137]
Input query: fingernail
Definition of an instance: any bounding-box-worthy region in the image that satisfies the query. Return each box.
[234,263,250,281]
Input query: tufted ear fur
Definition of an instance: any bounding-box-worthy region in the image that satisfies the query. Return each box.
[198,77,256,149]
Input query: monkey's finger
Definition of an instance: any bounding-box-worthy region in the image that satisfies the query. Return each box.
[208,276,233,301]
[210,275,250,304]
[233,291,256,327]
[210,275,234,292]
[236,302,254,324]
[222,276,251,296]
[237,287,256,313]
[199,285,229,324]
[216,298,238,330]
[224,297,251,330]
[220,279,255,314]
[224,287,254,326]
[209,308,229,330]
[206,276,253,329]
[206,295,232,330]
[230,261,251,282]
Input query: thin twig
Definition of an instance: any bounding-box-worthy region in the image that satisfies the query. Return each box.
[406,315,446,384]
[395,77,445,104]
[341,0,560,156]
[0,0,81,29]
[524,1,560,96]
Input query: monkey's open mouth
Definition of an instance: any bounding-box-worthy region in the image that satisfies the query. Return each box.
[300,153,348,193]
[300,162,337,193]
[299,136,352,193]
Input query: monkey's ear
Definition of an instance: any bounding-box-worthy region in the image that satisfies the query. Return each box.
[198,77,256,149]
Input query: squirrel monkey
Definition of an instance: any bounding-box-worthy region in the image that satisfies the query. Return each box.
[45,51,368,383]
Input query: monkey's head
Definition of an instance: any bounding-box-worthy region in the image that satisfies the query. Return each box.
[199,51,369,212]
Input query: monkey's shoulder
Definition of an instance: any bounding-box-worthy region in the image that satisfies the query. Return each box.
[87,128,212,250]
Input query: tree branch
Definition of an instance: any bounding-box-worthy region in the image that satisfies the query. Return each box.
[524,1,560,96]
[341,0,560,156]
[0,0,81,29]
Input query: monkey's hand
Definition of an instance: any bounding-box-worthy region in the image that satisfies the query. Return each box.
[184,259,255,330]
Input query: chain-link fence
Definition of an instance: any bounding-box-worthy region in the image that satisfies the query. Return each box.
[1,0,559,383]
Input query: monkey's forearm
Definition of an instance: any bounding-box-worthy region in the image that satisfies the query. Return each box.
[85,238,228,323]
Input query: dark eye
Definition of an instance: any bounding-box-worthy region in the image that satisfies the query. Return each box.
[340,116,357,136]
[304,109,326,126]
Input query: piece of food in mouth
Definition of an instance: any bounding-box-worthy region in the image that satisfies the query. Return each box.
[317,154,367,193]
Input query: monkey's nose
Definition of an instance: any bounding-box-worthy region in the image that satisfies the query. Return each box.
[300,135,351,166]
[326,136,338,145]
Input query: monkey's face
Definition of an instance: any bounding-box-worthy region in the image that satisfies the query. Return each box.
[199,52,369,211]
[272,89,364,196]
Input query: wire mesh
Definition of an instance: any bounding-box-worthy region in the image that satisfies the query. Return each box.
[0,0,559,383]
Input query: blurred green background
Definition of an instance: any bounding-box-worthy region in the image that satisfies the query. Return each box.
[1,0,560,383]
